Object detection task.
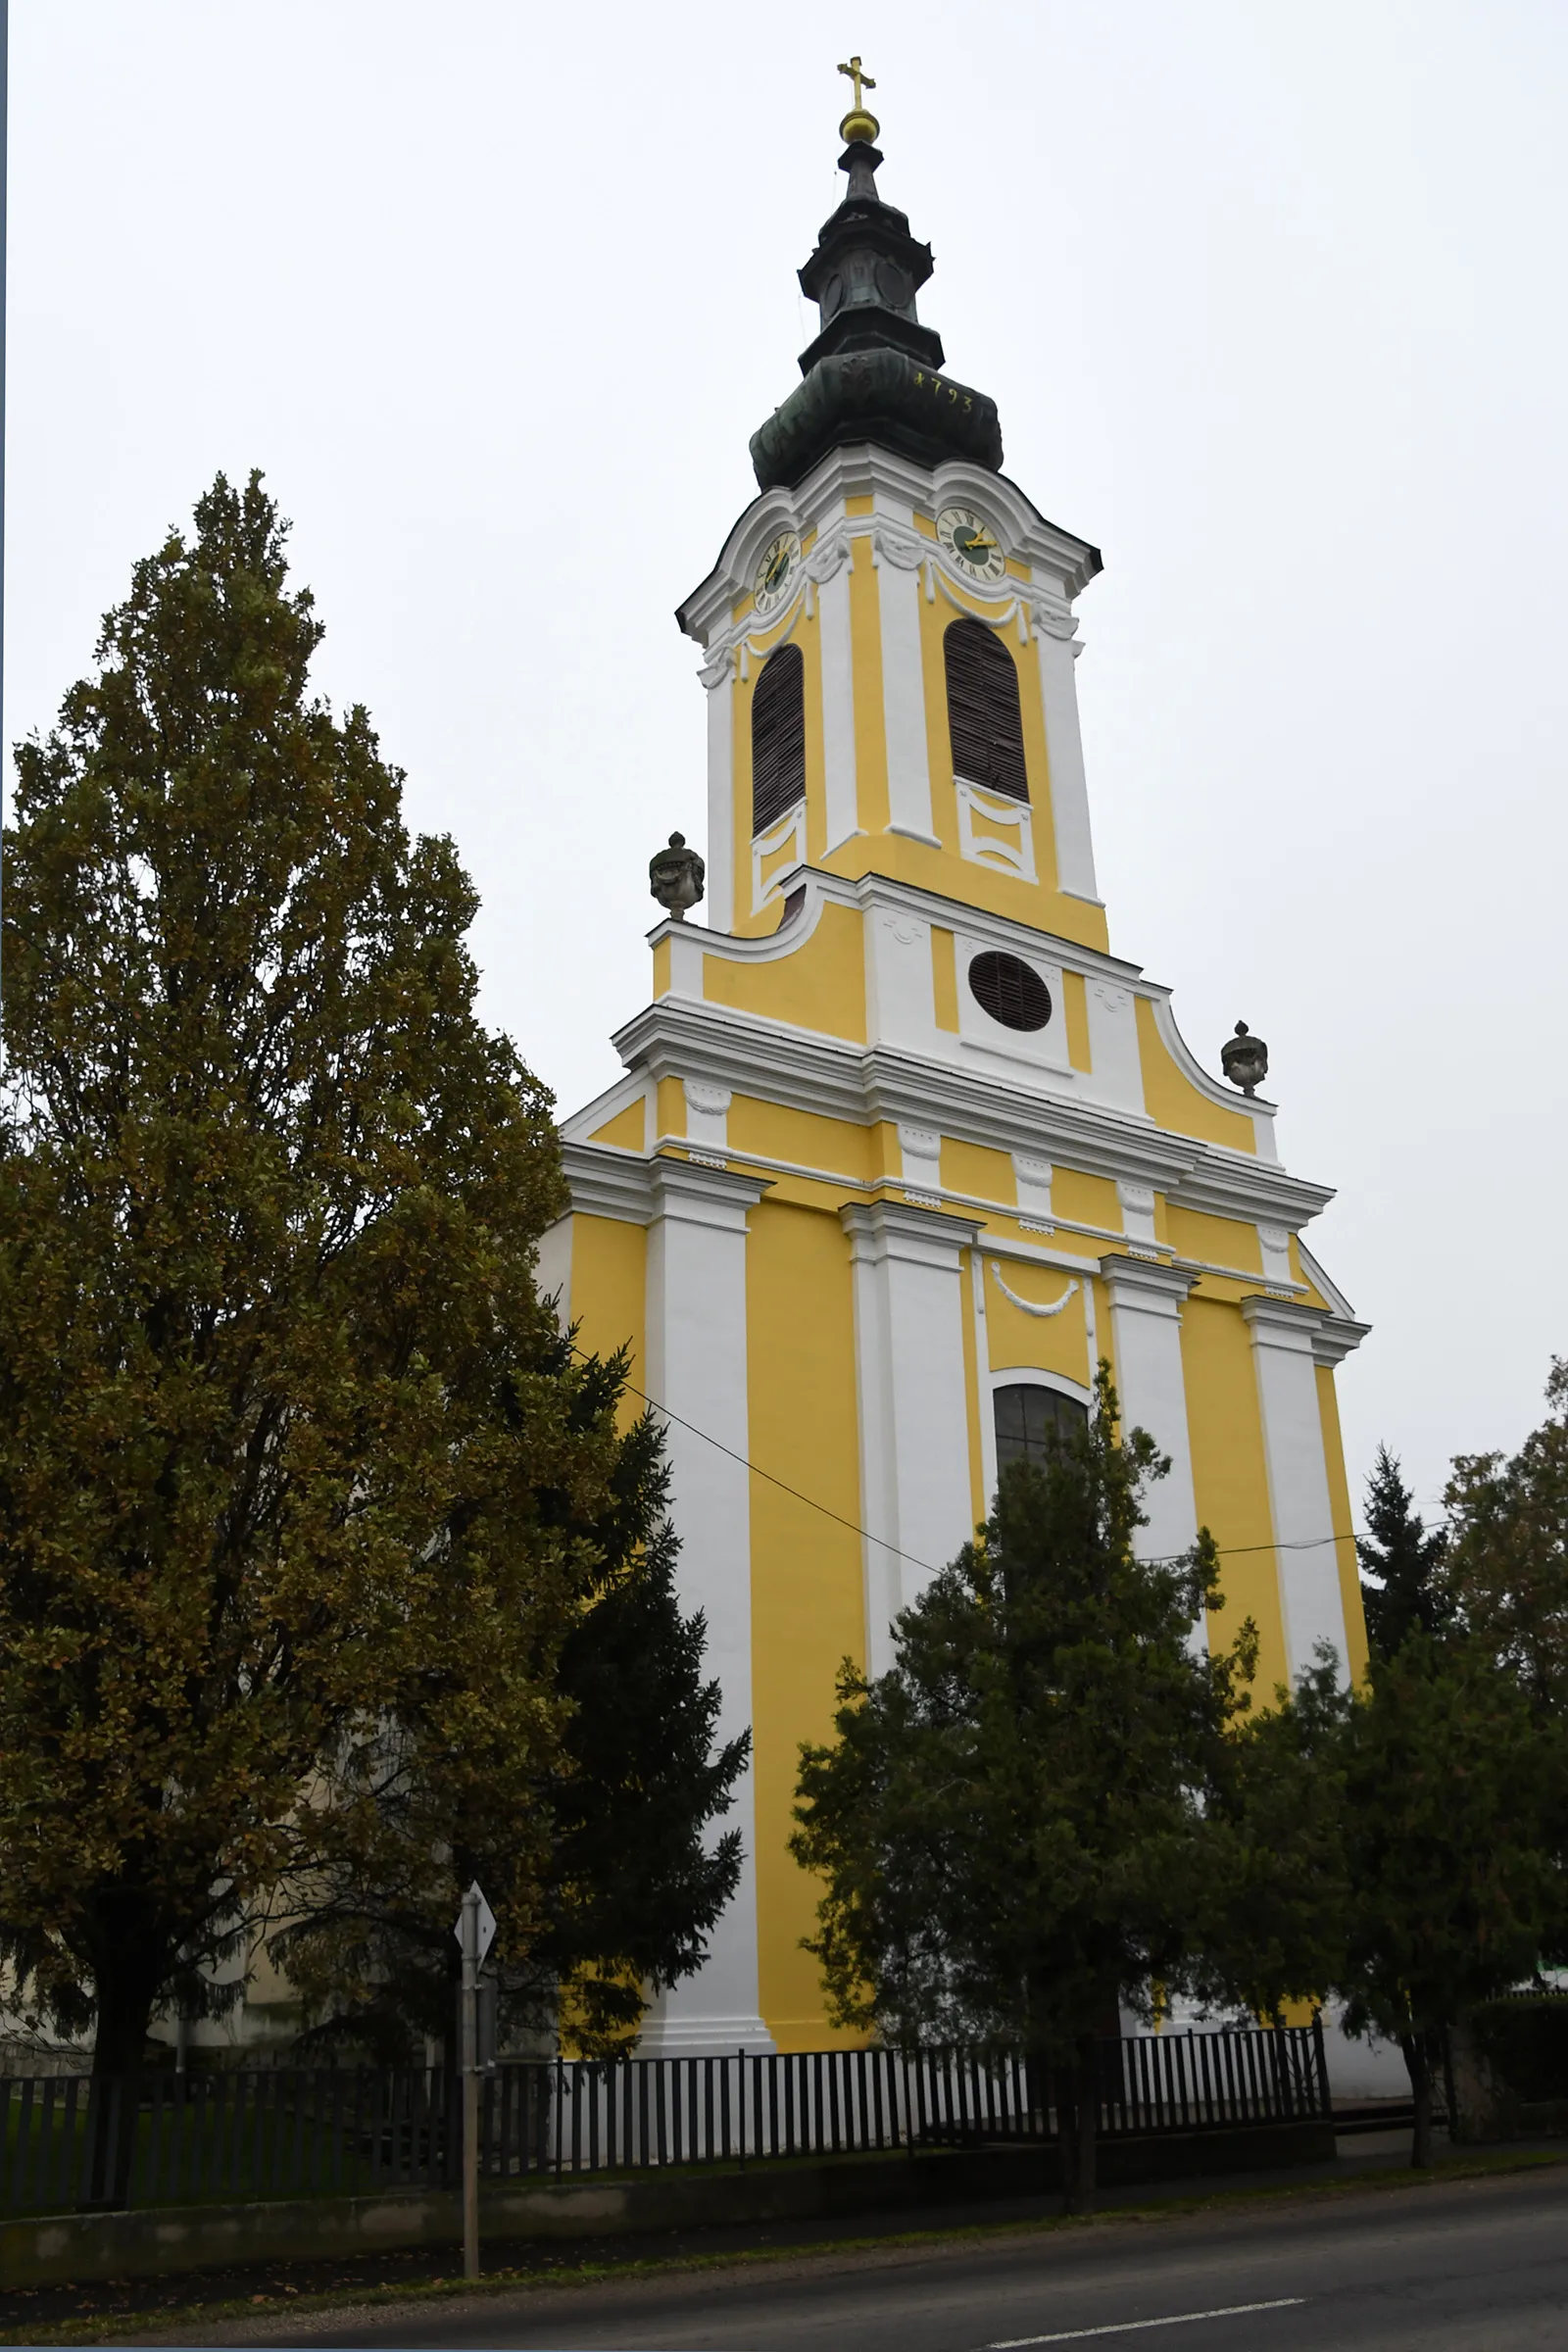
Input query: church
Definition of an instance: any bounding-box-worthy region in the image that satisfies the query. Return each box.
[537,65,1370,2059]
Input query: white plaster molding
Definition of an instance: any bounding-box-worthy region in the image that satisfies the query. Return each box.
[1012,1152,1054,1224]
[816,561,858,853]
[560,1143,656,1225]
[682,1078,732,1153]
[751,804,808,915]
[705,656,736,933]
[641,1154,773,2056]
[1116,1180,1159,1257]
[1310,1312,1372,1369]
[842,1200,981,1675]
[990,1264,1078,1318]
[1240,1295,1353,1688]
[878,554,936,843]
[869,519,926,571]
[612,996,1337,1229]
[675,447,1101,651]
[1257,1222,1294,1296]
[1086,978,1144,1114]
[559,1069,651,1151]
[956,777,1037,881]
[533,1216,571,1331]
[1097,1254,1200,1574]
[1035,619,1102,905]
[865,907,937,1054]
[897,1115,943,1207]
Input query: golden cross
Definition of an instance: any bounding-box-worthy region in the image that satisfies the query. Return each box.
[837,55,876,113]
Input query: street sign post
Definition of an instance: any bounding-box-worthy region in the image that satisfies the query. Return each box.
[453,1883,495,2278]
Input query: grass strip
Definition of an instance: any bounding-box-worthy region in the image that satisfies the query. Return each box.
[7,2143,1566,2348]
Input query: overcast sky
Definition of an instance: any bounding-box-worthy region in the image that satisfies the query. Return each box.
[9,1,1566,1525]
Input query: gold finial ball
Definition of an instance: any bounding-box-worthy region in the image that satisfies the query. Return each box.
[839,107,881,144]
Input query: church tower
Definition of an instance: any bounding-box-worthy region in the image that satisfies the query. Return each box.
[542,69,1370,2056]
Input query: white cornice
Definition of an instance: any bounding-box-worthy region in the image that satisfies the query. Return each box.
[561,1142,657,1225]
[1311,1313,1372,1368]
[660,864,1290,1166]
[676,863,1145,984]
[677,446,1101,649]
[609,994,1334,1231]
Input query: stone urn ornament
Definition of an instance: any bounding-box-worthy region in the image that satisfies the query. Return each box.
[649,832,706,920]
[1220,1020,1269,1097]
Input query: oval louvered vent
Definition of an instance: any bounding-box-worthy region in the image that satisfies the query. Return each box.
[944,616,1028,803]
[751,645,806,837]
[968,951,1051,1032]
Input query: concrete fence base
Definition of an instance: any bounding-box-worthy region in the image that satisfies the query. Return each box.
[0,2121,1335,2290]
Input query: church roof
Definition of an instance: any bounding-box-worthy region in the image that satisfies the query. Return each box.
[749,98,1004,492]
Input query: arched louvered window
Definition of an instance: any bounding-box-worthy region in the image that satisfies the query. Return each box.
[945,616,1028,803]
[751,644,806,838]
[994,1384,1088,1473]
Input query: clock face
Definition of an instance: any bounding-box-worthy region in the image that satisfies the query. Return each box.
[753,530,803,615]
[937,505,1005,582]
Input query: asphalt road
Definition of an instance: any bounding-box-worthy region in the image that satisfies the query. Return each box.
[197,2165,1568,2351]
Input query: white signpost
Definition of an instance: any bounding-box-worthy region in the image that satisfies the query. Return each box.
[454,1883,496,2278]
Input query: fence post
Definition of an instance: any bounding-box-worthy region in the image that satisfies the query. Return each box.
[1311,2011,1332,2119]
[458,1887,481,2280]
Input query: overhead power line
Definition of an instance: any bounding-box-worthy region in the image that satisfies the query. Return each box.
[567,1342,1444,1579]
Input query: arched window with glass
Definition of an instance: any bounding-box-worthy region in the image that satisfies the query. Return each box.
[993,1382,1089,1475]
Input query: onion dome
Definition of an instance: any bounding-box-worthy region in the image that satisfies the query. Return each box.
[750,64,1004,491]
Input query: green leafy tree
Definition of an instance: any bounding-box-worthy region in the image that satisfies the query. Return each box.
[1332,1630,1563,2166]
[792,1369,1310,2214]
[274,1389,749,2059]
[0,473,739,2084]
[1356,1446,1451,1661]
[1446,1362,1568,1706]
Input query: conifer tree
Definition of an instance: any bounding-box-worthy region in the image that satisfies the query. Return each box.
[0,474,741,2080]
[1356,1445,1452,1660]
[792,1370,1295,2214]
[1333,1630,1562,2165]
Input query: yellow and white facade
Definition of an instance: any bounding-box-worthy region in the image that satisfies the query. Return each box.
[539,115,1369,2057]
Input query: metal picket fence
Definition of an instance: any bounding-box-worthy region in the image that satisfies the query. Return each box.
[0,2022,1330,2218]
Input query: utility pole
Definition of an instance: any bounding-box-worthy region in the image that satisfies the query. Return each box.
[454,1882,495,2281]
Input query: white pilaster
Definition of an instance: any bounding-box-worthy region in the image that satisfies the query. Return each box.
[1098,1255,1200,1566]
[639,1160,774,2055]
[1085,980,1145,1111]
[533,1216,572,1329]
[1013,1155,1054,1227]
[876,553,937,844]
[1035,619,1102,904]
[702,653,735,933]
[865,906,937,1054]
[816,555,859,853]
[1242,1297,1351,1689]
[842,1201,980,1677]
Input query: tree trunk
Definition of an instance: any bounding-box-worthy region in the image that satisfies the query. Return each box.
[1054,2056,1080,2216]
[1400,2031,1433,2170]
[1073,2034,1100,2216]
[84,1936,165,2209]
[1055,2035,1101,2216]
